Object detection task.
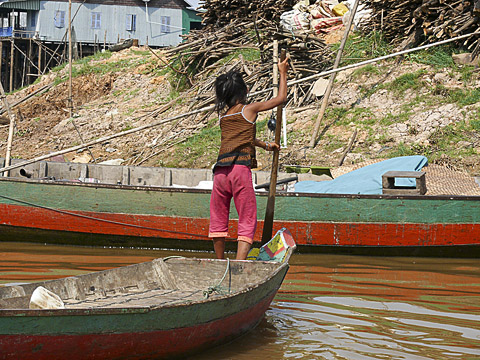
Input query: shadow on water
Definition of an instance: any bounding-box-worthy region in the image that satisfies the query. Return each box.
[1,242,479,359]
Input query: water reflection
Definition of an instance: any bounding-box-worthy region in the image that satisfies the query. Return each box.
[198,255,480,359]
[0,242,479,359]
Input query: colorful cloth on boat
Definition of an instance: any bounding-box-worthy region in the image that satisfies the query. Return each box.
[209,164,257,244]
[294,155,428,194]
[214,104,257,170]
[247,228,295,262]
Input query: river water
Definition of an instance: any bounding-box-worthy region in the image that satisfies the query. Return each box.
[1,241,479,360]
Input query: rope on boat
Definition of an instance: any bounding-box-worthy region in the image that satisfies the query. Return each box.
[0,194,239,240]
[203,258,231,299]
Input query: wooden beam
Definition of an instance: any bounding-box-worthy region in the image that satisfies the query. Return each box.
[9,39,13,92]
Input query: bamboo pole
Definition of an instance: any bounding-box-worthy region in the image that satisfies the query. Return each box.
[248,30,480,99]
[0,105,214,174]
[68,0,96,163]
[38,42,42,77]
[338,128,357,166]
[309,0,360,148]
[26,38,32,85]
[12,42,41,74]
[41,1,85,73]
[0,83,54,116]
[9,39,13,92]
[262,42,286,245]
[0,41,3,86]
[68,0,72,121]
[0,81,15,177]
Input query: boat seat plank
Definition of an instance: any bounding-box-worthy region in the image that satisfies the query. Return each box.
[152,259,178,289]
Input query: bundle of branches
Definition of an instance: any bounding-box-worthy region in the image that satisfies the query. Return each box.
[362,0,480,51]
[200,0,297,29]
[163,20,332,113]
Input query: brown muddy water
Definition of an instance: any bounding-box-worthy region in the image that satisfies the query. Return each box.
[1,241,479,360]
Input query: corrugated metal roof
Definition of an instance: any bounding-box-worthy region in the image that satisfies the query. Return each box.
[0,0,40,11]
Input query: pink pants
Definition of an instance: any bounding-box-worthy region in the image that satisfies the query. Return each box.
[209,165,257,244]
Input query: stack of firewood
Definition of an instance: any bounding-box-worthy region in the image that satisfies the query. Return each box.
[362,0,480,51]
[200,0,297,29]
[164,19,332,110]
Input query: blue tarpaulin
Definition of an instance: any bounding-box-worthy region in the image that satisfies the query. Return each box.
[294,156,428,194]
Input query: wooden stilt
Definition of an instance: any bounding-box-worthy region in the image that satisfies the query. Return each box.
[9,39,13,92]
[26,38,32,85]
[0,41,3,89]
[21,43,27,88]
[38,41,42,77]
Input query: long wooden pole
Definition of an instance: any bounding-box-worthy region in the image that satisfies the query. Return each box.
[0,83,54,116]
[261,42,286,245]
[0,41,3,85]
[68,1,95,163]
[0,105,214,174]
[1,81,16,176]
[68,0,72,121]
[38,42,42,77]
[248,30,480,99]
[309,0,360,148]
[9,39,14,92]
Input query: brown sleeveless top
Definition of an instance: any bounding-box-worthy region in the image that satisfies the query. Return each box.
[214,104,257,171]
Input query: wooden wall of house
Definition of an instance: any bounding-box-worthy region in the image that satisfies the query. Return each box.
[37,1,187,47]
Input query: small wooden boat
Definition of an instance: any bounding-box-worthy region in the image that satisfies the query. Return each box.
[1,158,480,256]
[0,228,296,360]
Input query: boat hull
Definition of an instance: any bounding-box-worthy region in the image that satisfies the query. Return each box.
[0,263,288,360]
[1,178,480,255]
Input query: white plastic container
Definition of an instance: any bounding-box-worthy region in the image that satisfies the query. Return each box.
[29,286,65,309]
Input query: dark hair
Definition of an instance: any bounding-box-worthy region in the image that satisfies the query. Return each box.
[214,71,248,112]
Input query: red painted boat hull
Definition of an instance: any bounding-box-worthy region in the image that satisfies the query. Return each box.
[2,203,480,250]
[0,293,275,360]
[1,178,480,255]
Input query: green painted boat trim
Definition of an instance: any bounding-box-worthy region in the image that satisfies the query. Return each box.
[1,178,480,224]
[0,266,287,336]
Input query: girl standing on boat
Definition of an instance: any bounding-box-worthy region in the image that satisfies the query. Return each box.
[209,57,289,260]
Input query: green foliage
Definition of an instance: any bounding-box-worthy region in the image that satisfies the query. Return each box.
[351,64,381,79]
[405,45,456,68]
[72,58,133,77]
[122,123,134,131]
[384,70,426,95]
[165,120,220,167]
[386,142,422,158]
[324,107,349,125]
[470,111,480,130]
[447,88,480,107]
[15,129,29,137]
[334,107,375,126]
[323,134,344,152]
[378,111,410,126]
[131,49,151,56]
[352,108,376,125]
[113,89,125,97]
[124,108,135,116]
[337,31,392,65]
[51,62,68,73]
[228,48,261,62]
[75,50,113,66]
[452,64,476,85]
